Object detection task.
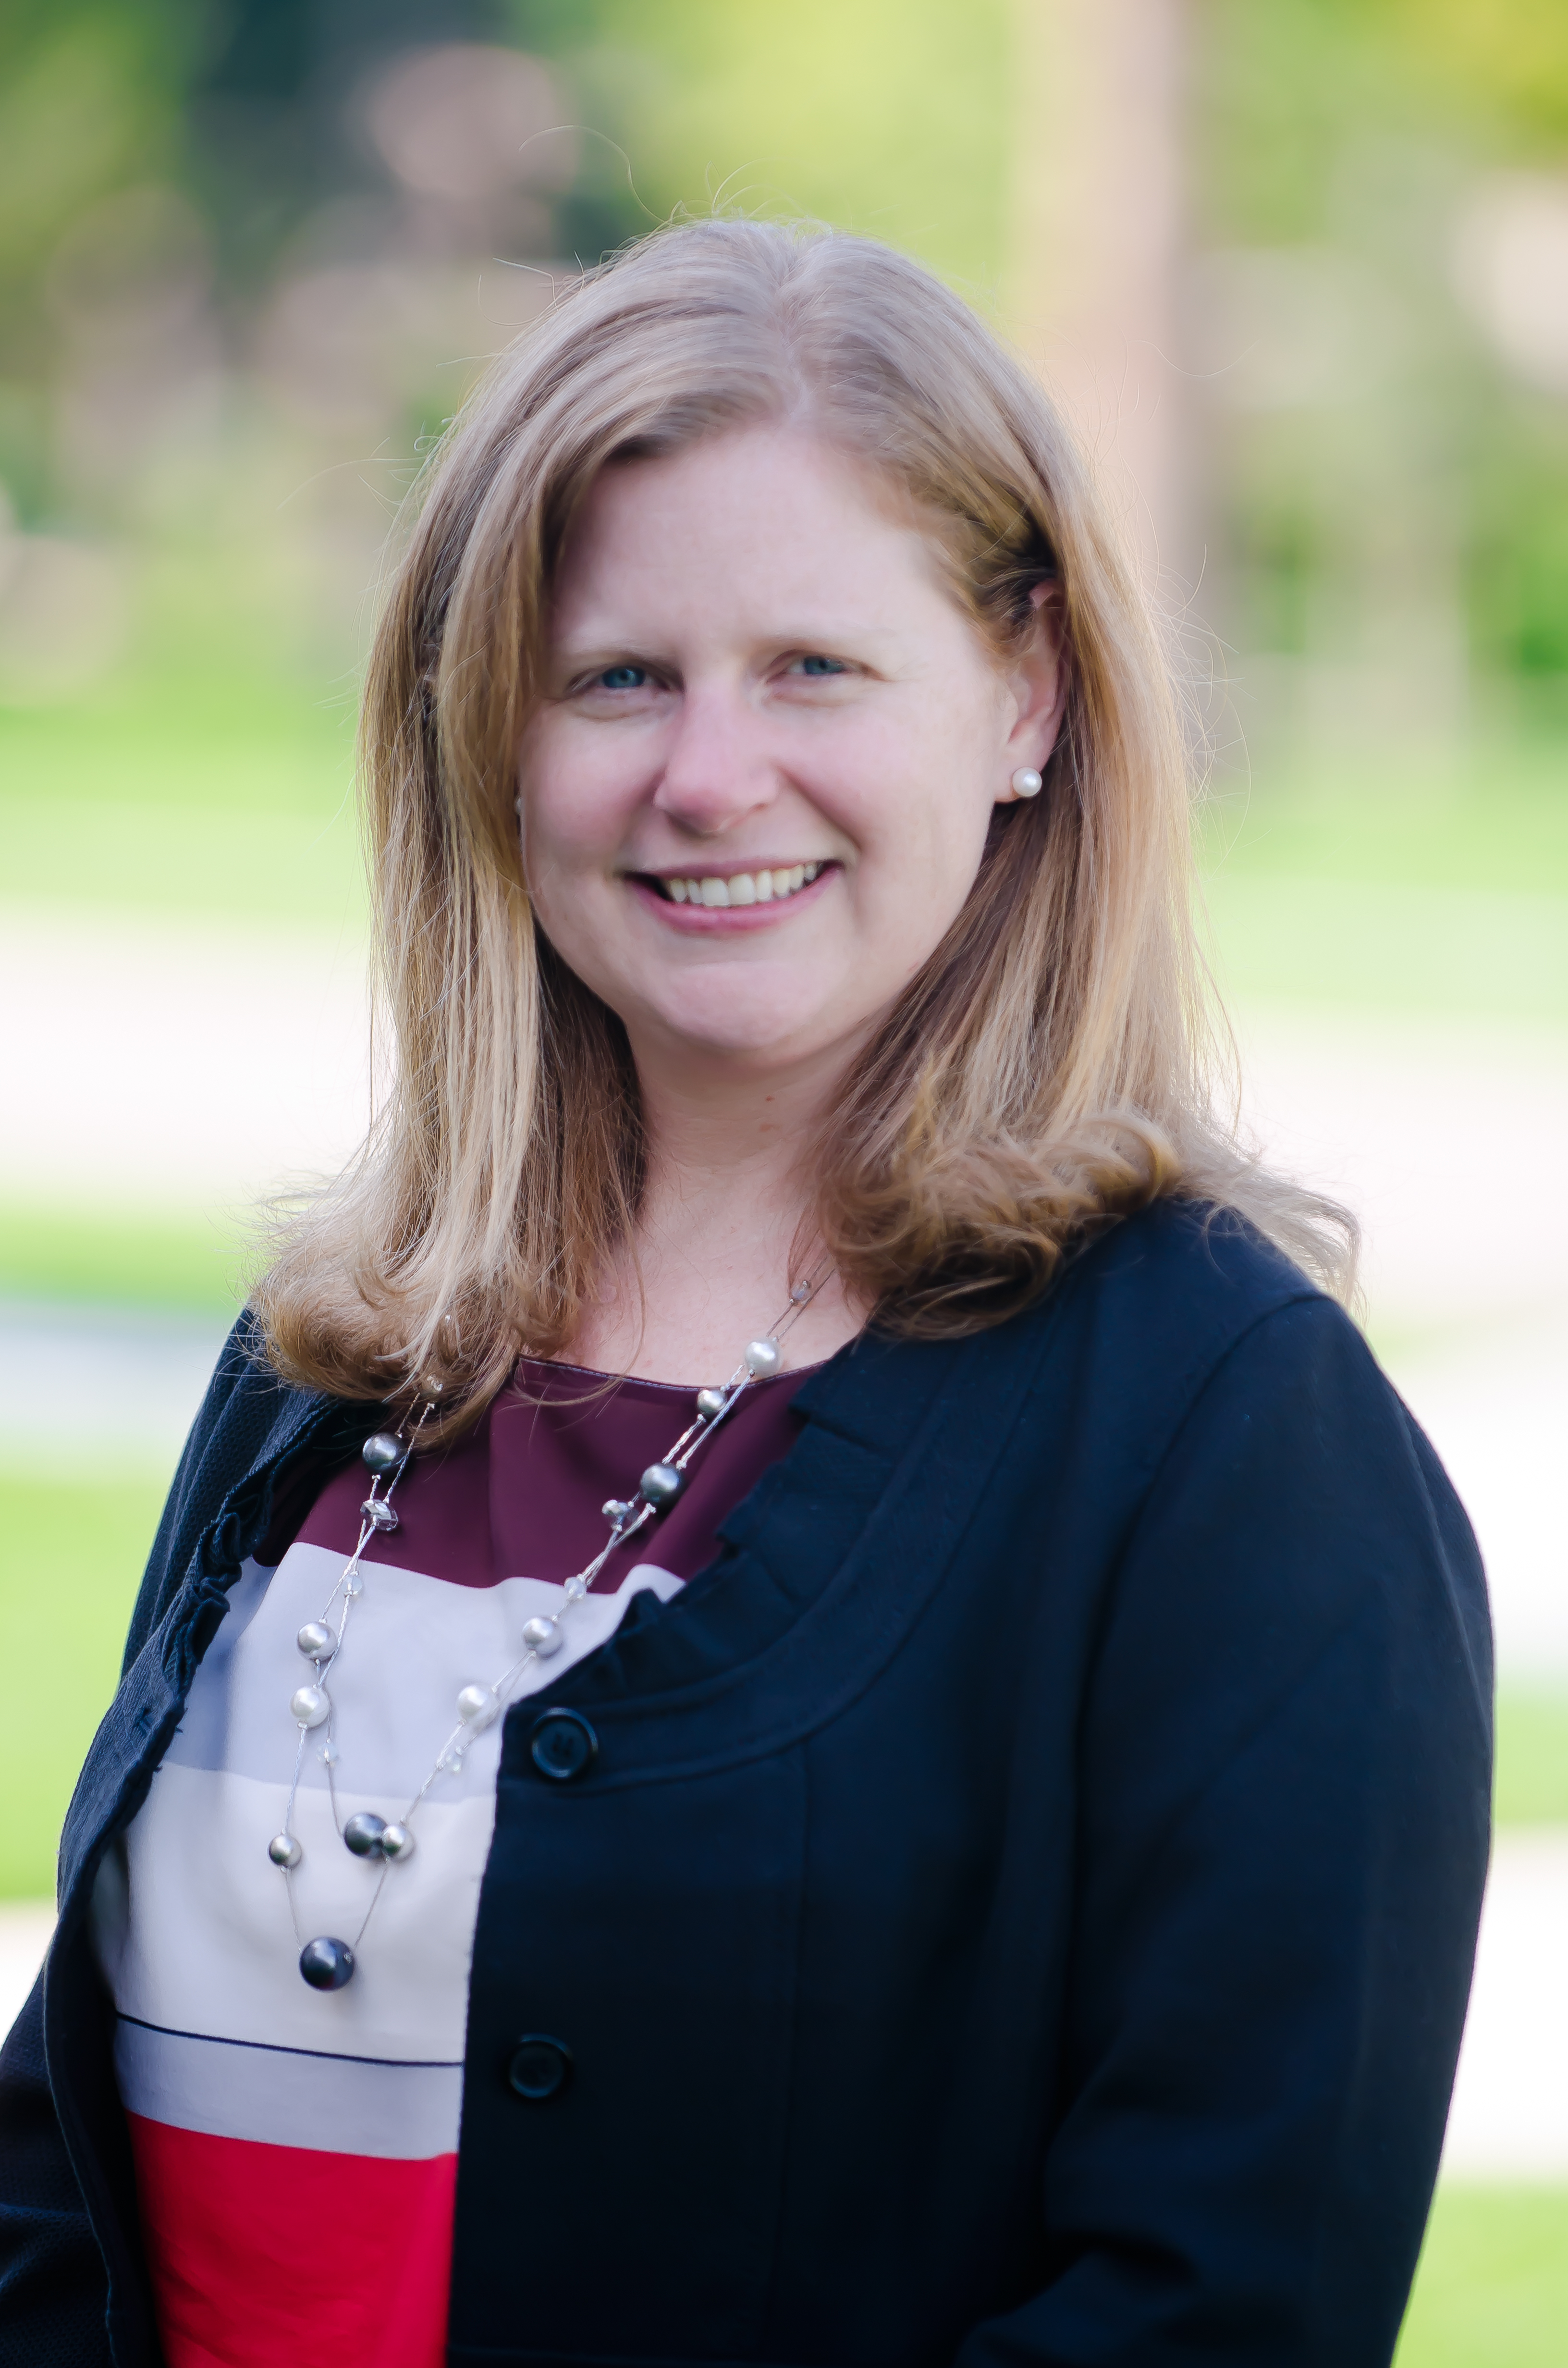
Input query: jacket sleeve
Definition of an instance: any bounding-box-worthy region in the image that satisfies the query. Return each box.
[961,1296,1492,2368]
[120,1307,270,1674]
[0,1980,110,2367]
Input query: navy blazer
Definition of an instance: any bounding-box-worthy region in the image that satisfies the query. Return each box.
[0,1202,1491,2367]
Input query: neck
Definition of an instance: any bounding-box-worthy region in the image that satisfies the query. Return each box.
[563,1038,867,1385]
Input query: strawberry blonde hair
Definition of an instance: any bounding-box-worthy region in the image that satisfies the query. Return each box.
[253,217,1351,1424]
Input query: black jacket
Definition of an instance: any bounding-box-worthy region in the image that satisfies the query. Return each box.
[0,1201,1491,2367]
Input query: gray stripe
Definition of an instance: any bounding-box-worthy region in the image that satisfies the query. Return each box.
[115,2016,462,2159]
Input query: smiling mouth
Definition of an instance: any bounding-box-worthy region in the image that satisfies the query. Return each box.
[638,862,828,909]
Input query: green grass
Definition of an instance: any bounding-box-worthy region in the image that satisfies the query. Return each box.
[0,1473,166,1898]
[0,705,366,927]
[1198,756,1568,1021]
[1203,871,1568,1023]
[1495,1690,1568,1826]
[1201,750,1568,899]
[1396,2186,1568,2368]
[0,1201,248,1313]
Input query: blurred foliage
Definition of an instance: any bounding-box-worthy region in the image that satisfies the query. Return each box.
[1195,0,1568,745]
[0,1,196,520]
[1387,0,1568,149]
[576,0,1010,296]
[0,0,1566,728]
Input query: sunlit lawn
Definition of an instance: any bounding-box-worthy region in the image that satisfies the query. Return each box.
[0,1473,165,1897]
[1396,2186,1568,2367]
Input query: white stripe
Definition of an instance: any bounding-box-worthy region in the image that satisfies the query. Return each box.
[93,1549,683,2078]
[165,1544,682,1793]
[115,2017,463,2159]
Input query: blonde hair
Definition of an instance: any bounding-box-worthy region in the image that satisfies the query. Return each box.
[253,216,1352,1425]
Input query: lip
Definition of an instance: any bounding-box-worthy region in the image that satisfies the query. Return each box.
[625,862,838,934]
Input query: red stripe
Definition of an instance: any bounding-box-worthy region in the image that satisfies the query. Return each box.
[127,2114,454,2368]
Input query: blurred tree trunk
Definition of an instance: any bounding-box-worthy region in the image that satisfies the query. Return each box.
[1006,0,1195,608]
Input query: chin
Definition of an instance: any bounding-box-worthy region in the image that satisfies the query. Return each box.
[646,971,851,1057]
[650,993,847,1069]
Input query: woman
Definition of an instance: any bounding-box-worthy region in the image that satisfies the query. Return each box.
[0,219,1488,2368]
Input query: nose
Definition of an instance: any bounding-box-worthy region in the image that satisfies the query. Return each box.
[652,681,781,838]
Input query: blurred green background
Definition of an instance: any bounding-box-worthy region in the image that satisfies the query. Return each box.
[2,2,1567,2357]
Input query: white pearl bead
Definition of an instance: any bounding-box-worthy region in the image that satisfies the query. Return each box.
[1010,766,1044,798]
[456,1683,500,1729]
[695,1386,727,1419]
[381,1822,416,1861]
[292,1684,331,1728]
[522,1615,564,1657]
[296,1621,333,1659]
[744,1336,782,1377]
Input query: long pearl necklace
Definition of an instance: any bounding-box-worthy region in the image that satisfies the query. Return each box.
[270,1271,827,1989]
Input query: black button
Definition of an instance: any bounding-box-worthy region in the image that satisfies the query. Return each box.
[530,1707,598,1782]
[508,2035,572,2100]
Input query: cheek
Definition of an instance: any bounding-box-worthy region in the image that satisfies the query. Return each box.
[520,734,624,875]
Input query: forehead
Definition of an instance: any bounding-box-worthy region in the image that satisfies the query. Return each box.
[550,424,956,636]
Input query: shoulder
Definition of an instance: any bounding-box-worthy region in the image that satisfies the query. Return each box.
[981,1193,1351,1443]
[819,1197,1345,1477]
[1063,1192,1330,1357]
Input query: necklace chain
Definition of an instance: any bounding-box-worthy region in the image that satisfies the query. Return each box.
[270,1267,830,1988]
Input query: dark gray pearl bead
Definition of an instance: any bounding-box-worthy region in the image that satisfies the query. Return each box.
[268,1832,302,1868]
[343,1812,387,1859]
[361,1497,399,1533]
[639,1461,685,1508]
[300,1936,355,1989]
[381,1822,416,1861]
[695,1386,726,1419]
[361,1433,403,1474]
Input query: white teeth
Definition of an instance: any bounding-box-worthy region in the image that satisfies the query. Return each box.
[659,863,826,906]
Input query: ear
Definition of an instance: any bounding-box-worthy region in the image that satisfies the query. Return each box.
[996,583,1068,802]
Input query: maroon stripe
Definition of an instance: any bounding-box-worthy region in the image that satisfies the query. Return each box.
[291,1360,812,1591]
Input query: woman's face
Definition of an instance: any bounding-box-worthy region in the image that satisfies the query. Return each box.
[520,424,1062,1087]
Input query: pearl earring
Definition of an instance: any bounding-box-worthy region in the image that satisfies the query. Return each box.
[1010,767,1043,799]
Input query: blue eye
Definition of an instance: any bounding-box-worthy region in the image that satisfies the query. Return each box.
[798,654,845,676]
[598,665,647,691]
